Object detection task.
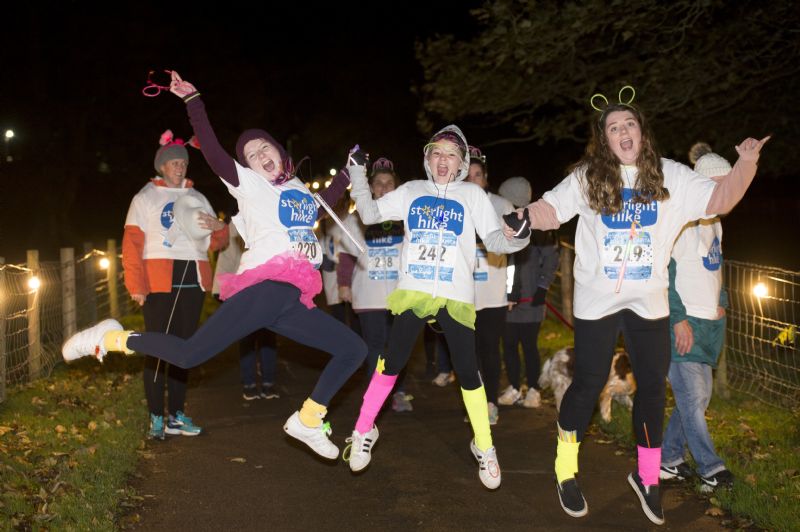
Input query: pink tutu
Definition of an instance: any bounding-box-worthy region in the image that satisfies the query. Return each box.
[217,252,322,309]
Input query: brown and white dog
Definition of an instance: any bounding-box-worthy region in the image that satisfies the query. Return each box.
[538,347,636,422]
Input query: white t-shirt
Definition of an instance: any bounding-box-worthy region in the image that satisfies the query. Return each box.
[671,218,723,320]
[371,179,505,305]
[474,191,515,310]
[222,162,322,273]
[340,212,404,311]
[320,224,342,306]
[124,180,213,261]
[542,159,716,319]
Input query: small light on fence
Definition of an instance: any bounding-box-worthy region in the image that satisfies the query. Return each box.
[28,276,41,291]
[313,220,320,230]
[305,182,311,189]
[346,183,352,190]
[312,181,320,190]
[324,179,332,188]
[753,282,768,298]
[99,257,110,270]
[348,202,356,214]
[329,168,336,176]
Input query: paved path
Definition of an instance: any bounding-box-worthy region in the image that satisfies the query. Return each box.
[131,340,722,531]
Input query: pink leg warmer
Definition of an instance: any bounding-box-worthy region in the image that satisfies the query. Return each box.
[354,372,397,434]
[638,445,662,486]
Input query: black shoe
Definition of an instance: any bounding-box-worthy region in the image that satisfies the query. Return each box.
[660,462,694,481]
[555,477,588,517]
[628,472,664,525]
[242,385,260,401]
[260,384,280,400]
[700,469,734,490]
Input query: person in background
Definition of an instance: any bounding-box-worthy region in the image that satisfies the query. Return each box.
[659,143,734,491]
[213,217,279,401]
[123,129,228,440]
[467,147,514,425]
[498,177,559,409]
[338,157,413,412]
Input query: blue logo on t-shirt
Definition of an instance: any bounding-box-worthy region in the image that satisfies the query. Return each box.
[160,202,175,229]
[703,237,722,271]
[278,190,317,227]
[601,188,658,229]
[407,197,465,235]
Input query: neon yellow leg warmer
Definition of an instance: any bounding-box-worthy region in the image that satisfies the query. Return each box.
[299,398,327,428]
[555,424,581,483]
[103,330,134,355]
[462,386,493,451]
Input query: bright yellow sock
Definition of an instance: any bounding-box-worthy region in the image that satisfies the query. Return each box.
[555,429,581,484]
[461,386,493,451]
[103,330,134,355]
[299,398,327,428]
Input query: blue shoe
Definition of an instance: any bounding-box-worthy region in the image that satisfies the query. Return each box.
[148,414,165,441]
[165,411,202,436]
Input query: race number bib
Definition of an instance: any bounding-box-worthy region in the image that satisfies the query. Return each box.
[603,231,653,280]
[407,229,457,282]
[288,228,322,267]
[473,243,488,281]
[368,247,400,280]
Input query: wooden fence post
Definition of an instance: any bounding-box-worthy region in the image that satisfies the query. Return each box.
[107,239,119,319]
[83,242,97,325]
[559,246,574,326]
[0,257,6,402]
[27,249,41,381]
[61,247,77,341]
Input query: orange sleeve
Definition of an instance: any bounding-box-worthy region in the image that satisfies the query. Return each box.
[209,223,230,252]
[122,225,149,296]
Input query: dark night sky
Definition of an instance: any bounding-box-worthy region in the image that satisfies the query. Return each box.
[1,3,797,269]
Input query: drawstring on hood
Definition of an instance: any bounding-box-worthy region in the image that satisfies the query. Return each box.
[423,125,470,184]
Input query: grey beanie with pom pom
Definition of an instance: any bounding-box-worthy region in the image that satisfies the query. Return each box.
[498,177,532,208]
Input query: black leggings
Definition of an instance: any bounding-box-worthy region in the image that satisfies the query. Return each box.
[475,306,506,403]
[383,309,482,391]
[142,261,205,417]
[129,280,367,405]
[503,321,542,391]
[558,309,670,447]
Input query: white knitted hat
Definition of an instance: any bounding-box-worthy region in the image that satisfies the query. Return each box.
[694,153,732,178]
[498,177,532,208]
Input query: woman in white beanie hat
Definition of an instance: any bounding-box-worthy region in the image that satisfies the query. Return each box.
[660,142,735,490]
[122,130,228,440]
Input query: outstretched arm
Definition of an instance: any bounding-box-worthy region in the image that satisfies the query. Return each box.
[170,71,239,186]
[705,136,770,216]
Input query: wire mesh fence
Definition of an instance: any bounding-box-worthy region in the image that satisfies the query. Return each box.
[0,245,133,403]
[723,260,799,409]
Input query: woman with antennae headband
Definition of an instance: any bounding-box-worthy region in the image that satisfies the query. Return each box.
[343,126,529,490]
[511,85,768,525]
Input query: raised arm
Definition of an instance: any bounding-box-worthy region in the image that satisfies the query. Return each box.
[705,136,769,215]
[169,71,239,186]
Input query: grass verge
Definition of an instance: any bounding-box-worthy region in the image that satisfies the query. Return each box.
[0,315,148,530]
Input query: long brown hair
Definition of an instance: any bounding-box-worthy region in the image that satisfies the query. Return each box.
[570,103,668,215]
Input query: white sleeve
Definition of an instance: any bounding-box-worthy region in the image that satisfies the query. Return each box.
[665,160,716,224]
[541,171,585,224]
[124,192,146,229]
[339,213,366,256]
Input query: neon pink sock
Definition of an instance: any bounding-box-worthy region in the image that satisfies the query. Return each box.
[355,372,397,434]
[638,445,662,486]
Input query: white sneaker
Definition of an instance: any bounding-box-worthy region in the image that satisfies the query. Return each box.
[345,425,379,472]
[391,392,414,412]
[488,402,499,425]
[522,388,541,408]
[497,386,521,406]
[432,372,455,387]
[62,319,123,362]
[283,412,339,460]
[470,439,501,489]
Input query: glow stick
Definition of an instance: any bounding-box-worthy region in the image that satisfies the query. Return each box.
[615,222,637,293]
[313,192,365,254]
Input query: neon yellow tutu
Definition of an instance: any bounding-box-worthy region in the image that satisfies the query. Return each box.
[386,289,476,330]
